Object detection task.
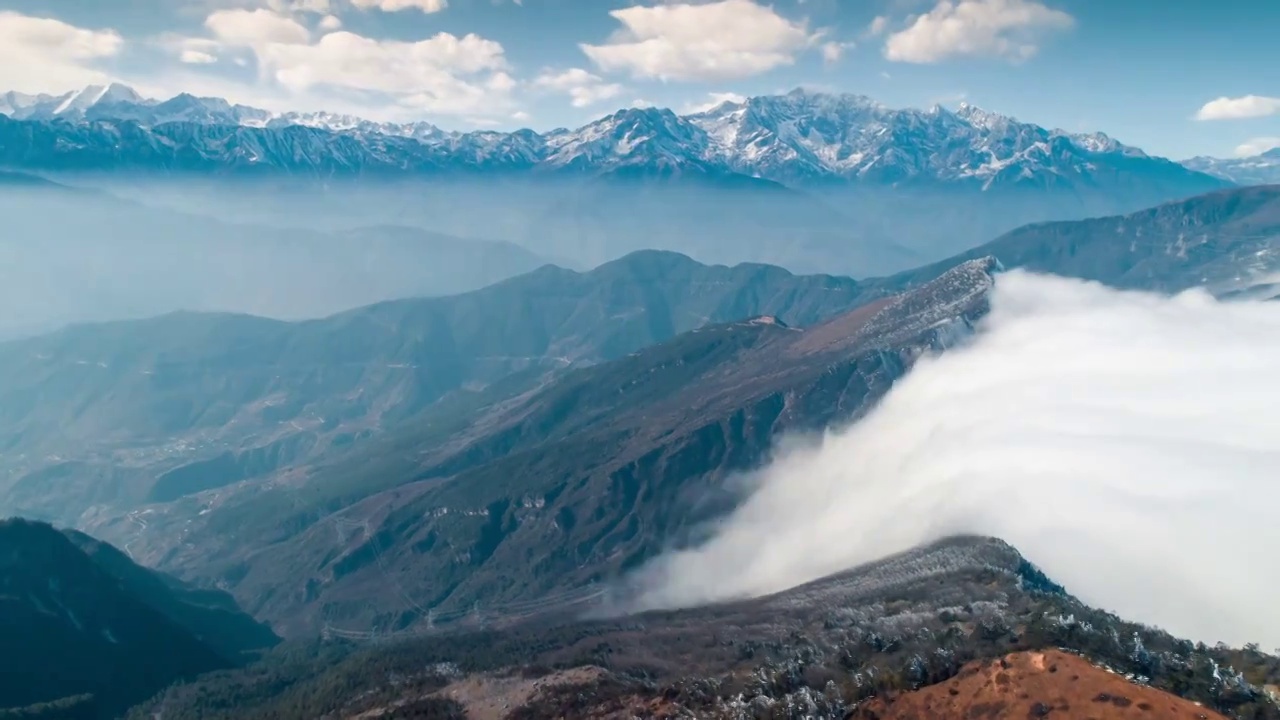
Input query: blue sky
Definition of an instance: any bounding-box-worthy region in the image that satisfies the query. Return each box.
[0,0,1275,159]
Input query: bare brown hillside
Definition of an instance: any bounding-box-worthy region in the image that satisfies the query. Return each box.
[852,650,1229,720]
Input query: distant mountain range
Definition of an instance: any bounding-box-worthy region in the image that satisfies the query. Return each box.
[0,174,553,338]
[0,84,1238,276]
[0,83,1226,191]
[0,518,275,717]
[1184,148,1280,185]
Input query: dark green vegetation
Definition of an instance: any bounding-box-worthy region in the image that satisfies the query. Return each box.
[128,537,1280,720]
[0,518,277,718]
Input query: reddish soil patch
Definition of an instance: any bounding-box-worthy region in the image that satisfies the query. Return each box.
[852,650,1228,720]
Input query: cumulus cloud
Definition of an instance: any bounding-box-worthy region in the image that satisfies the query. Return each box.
[884,0,1073,63]
[205,8,311,45]
[533,68,623,108]
[820,40,854,64]
[1196,95,1280,121]
[1235,137,1280,158]
[581,0,820,82]
[180,49,219,64]
[350,0,448,12]
[0,11,123,93]
[187,8,515,117]
[634,271,1280,650]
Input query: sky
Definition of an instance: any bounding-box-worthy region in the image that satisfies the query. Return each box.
[0,0,1275,159]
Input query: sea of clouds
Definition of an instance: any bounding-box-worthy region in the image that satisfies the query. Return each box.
[634,270,1280,650]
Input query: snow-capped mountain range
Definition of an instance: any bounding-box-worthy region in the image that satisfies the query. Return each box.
[1182,149,1280,186]
[0,83,1231,193]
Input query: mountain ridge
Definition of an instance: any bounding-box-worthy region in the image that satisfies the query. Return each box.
[1184,147,1280,186]
[0,84,1227,193]
[0,249,879,525]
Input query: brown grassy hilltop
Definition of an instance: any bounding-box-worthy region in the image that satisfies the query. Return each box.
[853,650,1228,720]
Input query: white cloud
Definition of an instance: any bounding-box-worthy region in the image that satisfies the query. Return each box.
[1195,95,1280,121]
[1234,137,1280,158]
[202,0,331,13]
[884,0,1073,63]
[682,91,746,114]
[820,40,853,64]
[634,271,1280,651]
[0,11,123,93]
[580,0,820,82]
[867,15,890,36]
[181,9,515,118]
[259,31,512,114]
[205,8,311,45]
[181,49,219,64]
[350,0,448,12]
[533,67,623,108]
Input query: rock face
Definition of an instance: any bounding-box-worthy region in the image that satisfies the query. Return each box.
[0,518,277,717]
[851,650,1231,720]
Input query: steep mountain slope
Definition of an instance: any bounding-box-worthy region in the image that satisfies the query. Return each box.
[1,87,1229,272]
[104,259,996,636]
[128,536,1280,720]
[0,251,875,522]
[888,185,1280,297]
[1185,148,1280,186]
[0,518,276,718]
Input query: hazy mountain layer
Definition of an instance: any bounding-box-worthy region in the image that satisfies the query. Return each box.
[0,87,1230,274]
[93,259,997,636]
[0,180,550,338]
[0,250,875,523]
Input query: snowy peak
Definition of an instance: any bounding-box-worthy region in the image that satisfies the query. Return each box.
[544,106,714,173]
[1,83,151,121]
[54,83,147,115]
[0,84,1227,192]
[1183,147,1280,186]
[954,102,1012,131]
